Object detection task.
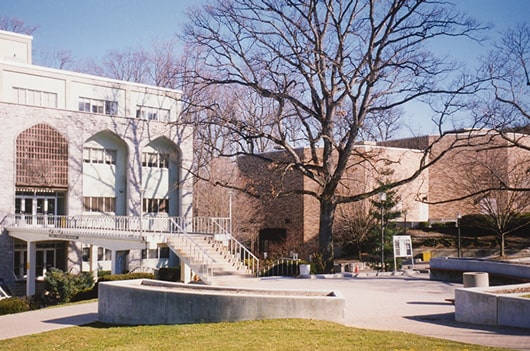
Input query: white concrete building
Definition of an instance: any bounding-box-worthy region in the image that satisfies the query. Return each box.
[0,29,197,294]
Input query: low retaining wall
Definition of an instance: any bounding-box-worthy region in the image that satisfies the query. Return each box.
[455,283,530,329]
[430,257,530,284]
[98,279,345,325]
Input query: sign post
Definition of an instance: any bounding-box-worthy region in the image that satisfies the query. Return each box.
[393,235,413,271]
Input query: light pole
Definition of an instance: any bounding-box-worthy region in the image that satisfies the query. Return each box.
[140,188,145,236]
[379,192,387,272]
[456,212,462,258]
[228,191,233,234]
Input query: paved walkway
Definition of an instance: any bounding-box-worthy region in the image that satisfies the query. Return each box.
[1,273,529,350]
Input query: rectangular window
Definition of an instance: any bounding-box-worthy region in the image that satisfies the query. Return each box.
[97,248,112,261]
[83,197,116,213]
[136,105,170,121]
[14,87,58,108]
[143,198,169,214]
[79,97,118,116]
[82,247,90,262]
[83,147,117,165]
[105,101,118,115]
[141,152,169,168]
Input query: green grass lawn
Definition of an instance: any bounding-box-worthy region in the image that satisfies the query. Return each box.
[0,319,514,351]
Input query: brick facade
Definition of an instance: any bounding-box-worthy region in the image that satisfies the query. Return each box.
[230,130,530,259]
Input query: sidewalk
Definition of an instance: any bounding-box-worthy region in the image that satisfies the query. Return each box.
[0,301,97,340]
[0,274,529,350]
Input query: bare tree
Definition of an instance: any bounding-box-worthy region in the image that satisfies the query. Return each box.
[0,16,38,35]
[181,0,486,271]
[482,23,530,131]
[462,150,530,257]
[335,200,376,261]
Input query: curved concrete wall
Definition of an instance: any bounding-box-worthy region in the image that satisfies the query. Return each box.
[98,279,345,325]
[430,257,530,283]
[455,283,530,329]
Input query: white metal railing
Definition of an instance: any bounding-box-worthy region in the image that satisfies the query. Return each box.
[208,218,260,276]
[4,214,231,236]
[4,213,259,278]
[167,232,215,284]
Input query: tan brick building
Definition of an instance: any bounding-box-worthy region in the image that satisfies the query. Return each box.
[229,129,530,259]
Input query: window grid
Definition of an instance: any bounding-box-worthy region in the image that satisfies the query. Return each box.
[136,106,170,121]
[143,198,168,214]
[79,97,118,115]
[142,152,169,168]
[83,196,116,213]
[83,147,117,165]
[16,124,68,188]
[14,87,58,108]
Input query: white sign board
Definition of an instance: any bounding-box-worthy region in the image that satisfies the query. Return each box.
[393,235,413,270]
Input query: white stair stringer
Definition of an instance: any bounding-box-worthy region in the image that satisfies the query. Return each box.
[166,234,253,285]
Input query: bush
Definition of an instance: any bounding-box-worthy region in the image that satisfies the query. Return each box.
[41,269,95,305]
[97,272,154,282]
[0,297,30,315]
[157,267,180,282]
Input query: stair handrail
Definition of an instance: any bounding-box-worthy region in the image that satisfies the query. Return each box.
[169,218,215,283]
[211,218,260,276]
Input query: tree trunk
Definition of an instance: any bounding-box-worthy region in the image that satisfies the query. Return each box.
[500,233,506,257]
[319,199,336,273]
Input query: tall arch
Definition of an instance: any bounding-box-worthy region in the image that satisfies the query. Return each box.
[16,123,68,189]
[83,131,129,215]
[15,124,68,217]
[143,137,180,216]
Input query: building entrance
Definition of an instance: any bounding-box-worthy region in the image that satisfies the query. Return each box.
[13,190,66,279]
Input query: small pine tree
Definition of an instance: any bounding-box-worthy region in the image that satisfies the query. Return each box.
[369,186,402,271]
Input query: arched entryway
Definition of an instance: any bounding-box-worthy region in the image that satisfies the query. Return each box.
[14,124,69,279]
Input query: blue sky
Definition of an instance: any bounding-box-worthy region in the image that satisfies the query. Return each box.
[0,0,528,135]
[1,0,527,63]
[0,0,198,61]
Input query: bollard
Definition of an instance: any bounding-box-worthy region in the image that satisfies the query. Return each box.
[463,272,489,288]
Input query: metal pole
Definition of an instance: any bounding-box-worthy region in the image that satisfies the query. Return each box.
[379,192,386,272]
[228,191,233,235]
[140,188,145,236]
[457,212,462,258]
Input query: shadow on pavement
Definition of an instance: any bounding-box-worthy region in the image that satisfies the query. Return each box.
[44,313,98,325]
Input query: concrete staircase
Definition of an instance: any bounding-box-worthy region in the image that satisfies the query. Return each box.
[166,234,254,285]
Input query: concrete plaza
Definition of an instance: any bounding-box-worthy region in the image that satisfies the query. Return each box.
[0,273,529,350]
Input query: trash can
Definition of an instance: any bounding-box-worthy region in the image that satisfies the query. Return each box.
[422,252,431,262]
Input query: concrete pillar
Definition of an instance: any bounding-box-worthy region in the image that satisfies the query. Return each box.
[26,241,36,297]
[89,245,98,281]
[463,272,489,288]
[111,250,118,275]
[181,262,192,284]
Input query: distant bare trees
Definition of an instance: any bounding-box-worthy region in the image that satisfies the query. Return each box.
[0,16,37,35]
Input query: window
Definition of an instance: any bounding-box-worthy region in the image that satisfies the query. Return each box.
[142,152,169,168]
[14,87,58,108]
[79,97,118,115]
[83,197,116,213]
[16,124,68,188]
[97,247,112,261]
[141,246,170,259]
[142,198,168,214]
[136,106,170,121]
[83,147,116,164]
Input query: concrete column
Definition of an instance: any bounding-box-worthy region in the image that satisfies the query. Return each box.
[89,245,98,281]
[180,262,192,284]
[26,241,36,297]
[111,250,118,275]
